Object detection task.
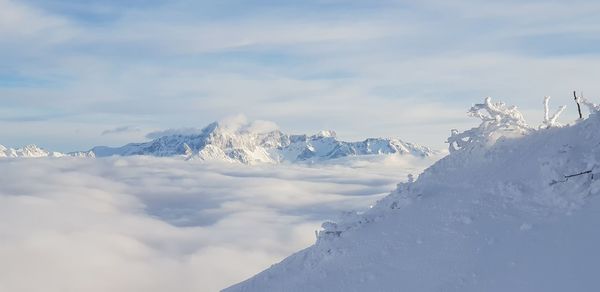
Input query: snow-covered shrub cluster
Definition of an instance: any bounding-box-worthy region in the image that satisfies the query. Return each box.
[541,96,566,129]
[318,95,597,240]
[577,94,600,113]
[447,97,531,153]
[445,96,587,153]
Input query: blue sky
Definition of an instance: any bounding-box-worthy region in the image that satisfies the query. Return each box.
[2,0,600,151]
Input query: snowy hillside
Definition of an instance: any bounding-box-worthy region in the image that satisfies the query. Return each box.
[225,97,600,292]
[90,121,437,164]
[0,144,94,158]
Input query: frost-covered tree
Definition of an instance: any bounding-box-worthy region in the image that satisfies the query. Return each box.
[577,94,600,113]
[447,97,530,153]
[541,96,566,129]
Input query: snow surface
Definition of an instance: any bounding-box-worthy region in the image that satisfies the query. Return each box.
[226,99,600,292]
[89,121,437,164]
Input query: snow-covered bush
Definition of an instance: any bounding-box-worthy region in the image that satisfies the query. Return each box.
[541,96,566,129]
[447,97,531,153]
[577,95,600,113]
[317,95,599,243]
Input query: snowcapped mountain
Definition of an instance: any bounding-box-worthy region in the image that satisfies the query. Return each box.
[90,121,437,164]
[0,144,95,158]
[0,144,56,158]
[225,97,600,292]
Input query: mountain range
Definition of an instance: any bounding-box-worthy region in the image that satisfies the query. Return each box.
[92,122,437,163]
[0,144,94,158]
[1,121,437,164]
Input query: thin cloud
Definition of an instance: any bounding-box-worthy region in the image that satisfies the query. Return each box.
[217,114,280,134]
[101,125,141,136]
[145,127,204,139]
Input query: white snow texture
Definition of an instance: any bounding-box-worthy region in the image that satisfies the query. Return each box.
[226,98,600,292]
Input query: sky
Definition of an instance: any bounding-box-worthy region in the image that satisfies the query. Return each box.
[2,0,600,151]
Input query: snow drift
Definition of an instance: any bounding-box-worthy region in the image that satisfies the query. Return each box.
[226,97,600,292]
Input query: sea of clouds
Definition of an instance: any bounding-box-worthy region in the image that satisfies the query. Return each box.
[0,155,435,291]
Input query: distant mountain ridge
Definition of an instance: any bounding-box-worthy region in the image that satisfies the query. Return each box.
[1,121,438,163]
[0,144,94,158]
[89,121,438,164]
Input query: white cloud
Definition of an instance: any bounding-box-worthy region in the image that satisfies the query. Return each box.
[244,119,279,134]
[218,114,280,134]
[145,127,204,139]
[0,155,436,291]
[89,18,399,55]
[0,0,77,45]
[101,125,141,136]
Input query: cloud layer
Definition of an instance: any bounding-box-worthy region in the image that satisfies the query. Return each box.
[0,155,435,291]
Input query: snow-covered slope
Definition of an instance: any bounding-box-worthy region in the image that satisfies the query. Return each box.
[0,144,94,158]
[225,97,600,292]
[90,122,437,164]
